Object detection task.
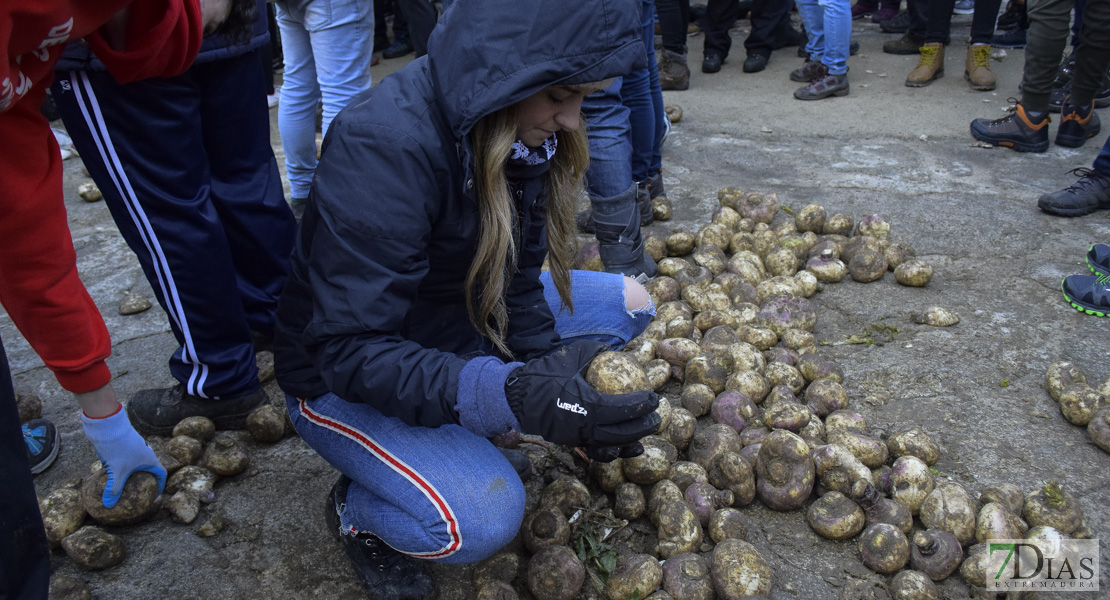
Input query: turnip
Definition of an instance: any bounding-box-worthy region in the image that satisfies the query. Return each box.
[623,436,678,485]
[667,461,708,493]
[707,451,756,506]
[889,570,937,600]
[795,203,826,233]
[687,423,741,469]
[909,529,962,581]
[707,507,752,543]
[606,554,663,600]
[80,468,160,526]
[661,553,713,600]
[1022,480,1083,534]
[886,427,940,465]
[587,351,652,394]
[807,490,865,540]
[919,482,977,545]
[521,507,571,553]
[858,523,909,574]
[754,430,814,511]
[709,539,772,599]
[888,455,934,515]
[684,482,733,527]
[894,260,933,287]
[527,546,584,600]
[848,249,887,283]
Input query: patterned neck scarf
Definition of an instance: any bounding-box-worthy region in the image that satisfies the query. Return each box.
[509,135,558,167]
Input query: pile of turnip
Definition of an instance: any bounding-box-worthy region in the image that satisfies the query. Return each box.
[493,189,1094,600]
[1044,361,1110,454]
[27,381,290,572]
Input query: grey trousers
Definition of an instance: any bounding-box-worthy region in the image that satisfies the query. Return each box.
[1022,0,1110,111]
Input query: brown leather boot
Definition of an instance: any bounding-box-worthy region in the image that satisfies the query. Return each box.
[964,43,996,91]
[906,42,944,87]
[658,48,690,91]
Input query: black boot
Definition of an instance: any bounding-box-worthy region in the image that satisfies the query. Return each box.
[591,184,657,279]
[325,477,437,600]
[577,182,654,234]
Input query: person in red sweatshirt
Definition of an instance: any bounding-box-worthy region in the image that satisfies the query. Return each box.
[0,3,210,596]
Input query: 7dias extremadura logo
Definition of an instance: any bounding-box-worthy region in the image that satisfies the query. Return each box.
[987,538,1099,592]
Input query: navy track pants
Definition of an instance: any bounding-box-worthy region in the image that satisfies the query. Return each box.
[0,336,49,600]
[52,49,297,400]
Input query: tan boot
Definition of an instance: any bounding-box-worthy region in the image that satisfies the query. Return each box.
[965,43,997,91]
[658,48,690,91]
[906,42,944,87]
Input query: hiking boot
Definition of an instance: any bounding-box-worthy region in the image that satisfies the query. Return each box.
[991,27,1025,48]
[790,60,826,83]
[970,102,1050,152]
[1037,168,1110,216]
[127,384,267,436]
[593,185,658,279]
[743,53,769,73]
[795,72,850,100]
[996,0,1024,29]
[702,53,723,74]
[884,32,925,55]
[906,43,944,87]
[1061,274,1110,317]
[851,0,878,19]
[658,49,690,91]
[23,418,59,475]
[1056,99,1101,148]
[325,477,437,600]
[799,40,858,58]
[964,44,996,91]
[1086,243,1110,276]
[636,180,655,226]
[871,7,899,22]
[647,171,667,202]
[880,10,910,33]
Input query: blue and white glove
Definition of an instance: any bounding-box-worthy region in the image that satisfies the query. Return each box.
[81,407,167,508]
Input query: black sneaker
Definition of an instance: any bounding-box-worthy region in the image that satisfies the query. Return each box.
[1048,80,1071,113]
[1086,244,1110,276]
[1037,168,1110,216]
[1056,99,1101,148]
[325,477,437,600]
[23,418,59,475]
[382,36,413,59]
[1061,274,1110,317]
[883,32,925,55]
[127,384,267,436]
[879,10,910,33]
[996,0,1024,29]
[991,27,1026,48]
[702,53,723,74]
[743,53,769,73]
[969,101,1050,152]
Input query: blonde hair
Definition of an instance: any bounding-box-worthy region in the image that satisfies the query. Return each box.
[466,102,591,358]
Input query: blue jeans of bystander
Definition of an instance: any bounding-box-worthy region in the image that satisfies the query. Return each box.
[287,270,653,564]
[797,0,852,74]
[275,0,374,199]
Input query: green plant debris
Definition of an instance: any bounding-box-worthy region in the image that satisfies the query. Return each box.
[820,322,902,346]
[929,466,950,478]
[574,533,619,584]
[1000,379,1010,387]
[780,205,796,216]
[1043,480,1065,506]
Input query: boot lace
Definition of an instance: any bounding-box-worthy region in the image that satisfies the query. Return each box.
[1066,168,1110,193]
[917,44,940,66]
[971,44,991,69]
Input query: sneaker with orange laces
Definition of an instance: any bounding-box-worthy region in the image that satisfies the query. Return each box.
[1056,98,1101,148]
[969,100,1050,152]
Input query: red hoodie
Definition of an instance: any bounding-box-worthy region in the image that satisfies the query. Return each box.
[0,1,202,393]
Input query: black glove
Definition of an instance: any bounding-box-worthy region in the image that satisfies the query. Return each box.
[504,340,660,448]
[586,443,645,463]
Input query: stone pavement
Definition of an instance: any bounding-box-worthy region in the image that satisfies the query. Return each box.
[8,14,1110,600]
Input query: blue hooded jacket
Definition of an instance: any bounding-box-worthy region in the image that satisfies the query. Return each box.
[273,0,645,428]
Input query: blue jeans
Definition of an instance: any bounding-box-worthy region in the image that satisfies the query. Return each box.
[287,270,652,564]
[583,80,633,199]
[583,0,666,195]
[275,0,374,199]
[1093,134,1110,174]
[623,0,665,182]
[797,0,851,75]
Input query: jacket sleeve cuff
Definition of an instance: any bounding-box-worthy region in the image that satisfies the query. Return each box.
[455,356,523,438]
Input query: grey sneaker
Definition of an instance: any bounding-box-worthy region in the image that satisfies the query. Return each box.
[1037,168,1110,217]
[794,72,849,100]
[790,60,826,83]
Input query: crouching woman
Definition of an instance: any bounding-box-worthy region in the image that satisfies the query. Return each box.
[273,0,658,597]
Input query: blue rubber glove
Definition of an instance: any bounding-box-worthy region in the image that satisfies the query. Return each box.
[81,407,167,508]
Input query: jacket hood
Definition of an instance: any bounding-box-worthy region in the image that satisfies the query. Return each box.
[427,0,646,139]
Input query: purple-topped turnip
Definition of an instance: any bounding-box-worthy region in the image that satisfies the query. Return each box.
[685,482,734,527]
[807,490,866,540]
[858,523,909,574]
[909,529,962,581]
[754,430,814,511]
[707,451,756,506]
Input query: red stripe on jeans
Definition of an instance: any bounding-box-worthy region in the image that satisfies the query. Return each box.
[299,398,461,558]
